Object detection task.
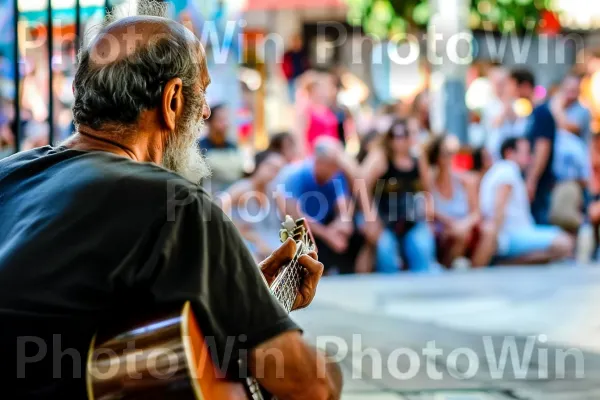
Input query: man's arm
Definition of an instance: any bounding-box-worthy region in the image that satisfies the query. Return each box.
[251,332,343,400]
[493,183,512,230]
[526,106,555,200]
[141,189,341,399]
[526,137,551,200]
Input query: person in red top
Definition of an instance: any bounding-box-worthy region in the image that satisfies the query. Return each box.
[296,74,340,155]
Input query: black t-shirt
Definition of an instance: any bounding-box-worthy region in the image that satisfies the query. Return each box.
[526,102,556,192]
[0,146,298,398]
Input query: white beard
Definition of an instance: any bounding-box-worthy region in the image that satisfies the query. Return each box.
[162,119,211,184]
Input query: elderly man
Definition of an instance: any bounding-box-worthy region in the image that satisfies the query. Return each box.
[0,2,341,399]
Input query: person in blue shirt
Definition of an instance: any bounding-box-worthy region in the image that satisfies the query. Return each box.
[507,69,556,225]
[551,74,592,142]
[275,137,363,274]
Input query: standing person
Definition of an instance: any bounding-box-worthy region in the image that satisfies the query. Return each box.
[551,73,591,189]
[198,103,244,194]
[359,119,437,273]
[588,133,600,259]
[324,72,353,146]
[282,34,309,102]
[551,74,592,142]
[426,136,497,268]
[481,66,513,160]
[221,151,287,261]
[549,76,590,237]
[0,6,341,398]
[507,69,557,225]
[480,138,573,265]
[299,74,340,155]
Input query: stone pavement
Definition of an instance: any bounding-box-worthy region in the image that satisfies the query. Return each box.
[293,265,600,400]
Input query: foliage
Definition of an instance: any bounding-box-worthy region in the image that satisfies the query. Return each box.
[345,0,557,36]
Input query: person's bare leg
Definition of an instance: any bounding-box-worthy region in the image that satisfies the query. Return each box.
[441,230,468,268]
[548,232,575,260]
[500,232,574,266]
[500,252,554,266]
[471,222,497,268]
[354,244,375,274]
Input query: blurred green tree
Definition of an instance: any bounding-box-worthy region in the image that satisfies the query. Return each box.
[345,0,557,36]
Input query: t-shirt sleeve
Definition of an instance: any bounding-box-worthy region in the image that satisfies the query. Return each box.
[282,169,305,199]
[137,189,299,366]
[577,108,592,140]
[493,163,520,187]
[529,105,556,142]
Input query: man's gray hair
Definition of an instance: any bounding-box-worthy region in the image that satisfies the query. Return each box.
[72,0,201,131]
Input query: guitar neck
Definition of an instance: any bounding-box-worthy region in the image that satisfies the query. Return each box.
[269,242,306,313]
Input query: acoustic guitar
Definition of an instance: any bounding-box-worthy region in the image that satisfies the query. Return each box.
[87,216,316,400]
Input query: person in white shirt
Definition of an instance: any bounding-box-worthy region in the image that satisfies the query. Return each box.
[480,137,574,264]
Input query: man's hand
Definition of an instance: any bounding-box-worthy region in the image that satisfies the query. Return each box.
[259,238,324,311]
[330,218,354,238]
[322,226,349,253]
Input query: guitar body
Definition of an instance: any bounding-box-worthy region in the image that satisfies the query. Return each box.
[86,302,250,400]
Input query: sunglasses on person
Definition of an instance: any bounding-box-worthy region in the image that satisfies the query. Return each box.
[391,124,408,140]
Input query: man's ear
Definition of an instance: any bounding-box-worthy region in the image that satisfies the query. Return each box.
[161,77,184,131]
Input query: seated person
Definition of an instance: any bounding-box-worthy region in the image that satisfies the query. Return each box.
[480,137,574,265]
[275,137,363,274]
[198,103,244,194]
[426,135,496,268]
[359,119,438,273]
[220,151,287,261]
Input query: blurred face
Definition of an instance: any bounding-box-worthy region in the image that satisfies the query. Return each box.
[562,76,581,104]
[437,139,455,169]
[508,78,534,100]
[513,139,531,170]
[255,154,285,184]
[280,136,297,163]
[209,106,229,137]
[390,123,410,155]
[506,77,519,99]
[314,156,339,183]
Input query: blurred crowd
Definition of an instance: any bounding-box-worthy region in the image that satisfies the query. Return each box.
[2,38,600,274]
[202,66,600,274]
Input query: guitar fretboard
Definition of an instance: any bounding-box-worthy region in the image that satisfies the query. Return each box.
[270,241,307,312]
[245,217,315,400]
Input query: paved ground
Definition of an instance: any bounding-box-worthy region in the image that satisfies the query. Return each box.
[294,264,600,399]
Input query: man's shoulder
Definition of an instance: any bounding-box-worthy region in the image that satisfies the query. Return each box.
[485,160,519,182]
[3,146,205,201]
[532,102,554,120]
[281,160,312,180]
